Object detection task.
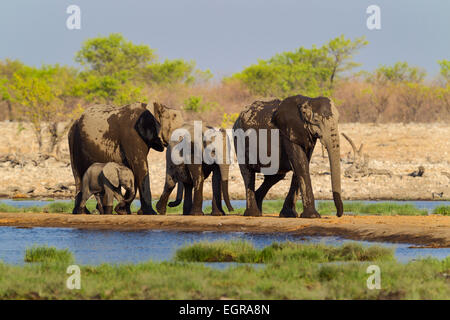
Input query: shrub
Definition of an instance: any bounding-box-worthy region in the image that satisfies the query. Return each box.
[24,245,74,264]
[183,95,219,112]
[433,206,450,216]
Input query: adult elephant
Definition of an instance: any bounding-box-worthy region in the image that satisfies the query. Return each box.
[233,95,343,218]
[155,124,234,216]
[69,102,179,215]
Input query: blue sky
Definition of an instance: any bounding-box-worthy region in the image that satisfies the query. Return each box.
[0,0,448,77]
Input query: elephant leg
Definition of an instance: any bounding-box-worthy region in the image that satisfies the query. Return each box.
[94,193,104,214]
[240,164,261,217]
[211,167,225,216]
[102,188,114,215]
[156,175,177,215]
[130,157,156,215]
[113,190,128,215]
[188,164,204,216]
[280,174,300,218]
[77,191,92,215]
[182,183,193,215]
[72,192,84,214]
[122,189,132,214]
[285,143,320,218]
[255,173,285,212]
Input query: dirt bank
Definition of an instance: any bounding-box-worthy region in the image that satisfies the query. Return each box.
[0,212,448,247]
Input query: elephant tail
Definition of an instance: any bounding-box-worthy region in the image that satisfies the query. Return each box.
[168,182,183,207]
[221,180,234,212]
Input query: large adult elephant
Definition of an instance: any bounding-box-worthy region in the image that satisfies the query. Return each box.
[69,102,179,215]
[233,95,343,218]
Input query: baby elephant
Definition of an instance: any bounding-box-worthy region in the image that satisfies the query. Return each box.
[74,162,135,215]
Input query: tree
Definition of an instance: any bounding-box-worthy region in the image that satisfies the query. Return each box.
[230,35,368,97]
[325,35,368,89]
[0,59,25,120]
[143,59,212,85]
[74,33,211,103]
[11,65,82,154]
[438,59,450,83]
[75,33,156,77]
[72,73,146,105]
[372,62,426,84]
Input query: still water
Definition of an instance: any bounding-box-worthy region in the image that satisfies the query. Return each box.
[0,227,447,266]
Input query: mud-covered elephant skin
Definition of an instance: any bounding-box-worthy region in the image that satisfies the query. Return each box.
[233,95,343,218]
[68,102,171,215]
[154,116,234,216]
[77,162,135,215]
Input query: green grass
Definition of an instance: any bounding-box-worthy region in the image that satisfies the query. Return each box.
[433,205,450,216]
[0,200,441,216]
[24,245,74,264]
[0,200,140,214]
[317,201,428,216]
[0,243,447,299]
[174,241,395,263]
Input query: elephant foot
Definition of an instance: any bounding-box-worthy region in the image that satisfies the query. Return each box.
[137,208,157,215]
[189,211,204,216]
[103,206,113,215]
[114,207,128,215]
[72,207,90,215]
[211,210,225,216]
[279,207,298,218]
[243,208,262,217]
[300,207,321,219]
[155,200,167,215]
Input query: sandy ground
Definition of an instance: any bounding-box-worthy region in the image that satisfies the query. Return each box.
[0,212,448,247]
[0,121,449,200]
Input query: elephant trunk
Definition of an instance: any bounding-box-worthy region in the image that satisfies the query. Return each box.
[168,182,183,207]
[323,126,344,217]
[124,186,136,204]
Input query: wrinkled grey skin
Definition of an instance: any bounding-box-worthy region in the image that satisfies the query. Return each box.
[155,122,234,216]
[233,95,343,218]
[78,162,135,215]
[69,102,178,215]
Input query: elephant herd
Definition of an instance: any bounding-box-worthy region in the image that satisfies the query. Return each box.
[68,94,343,219]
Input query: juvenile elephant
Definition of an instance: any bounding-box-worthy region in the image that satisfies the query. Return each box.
[79,162,135,215]
[69,102,181,215]
[233,95,343,218]
[154,117,234,216]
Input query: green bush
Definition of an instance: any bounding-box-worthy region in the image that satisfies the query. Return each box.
[24,245,74,264]
[183,95,218,112]
[433,205,450,216]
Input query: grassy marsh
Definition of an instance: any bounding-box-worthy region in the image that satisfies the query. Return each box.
[174,241,395,263]
[0,243,448,299]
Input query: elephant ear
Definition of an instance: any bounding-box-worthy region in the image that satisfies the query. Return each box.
[153,102,165,123]
[103,163,120,188]
[135,110,164,152]
[299,101,321,125]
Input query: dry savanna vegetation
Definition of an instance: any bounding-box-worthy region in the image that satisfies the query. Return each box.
[0,33,449,200]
